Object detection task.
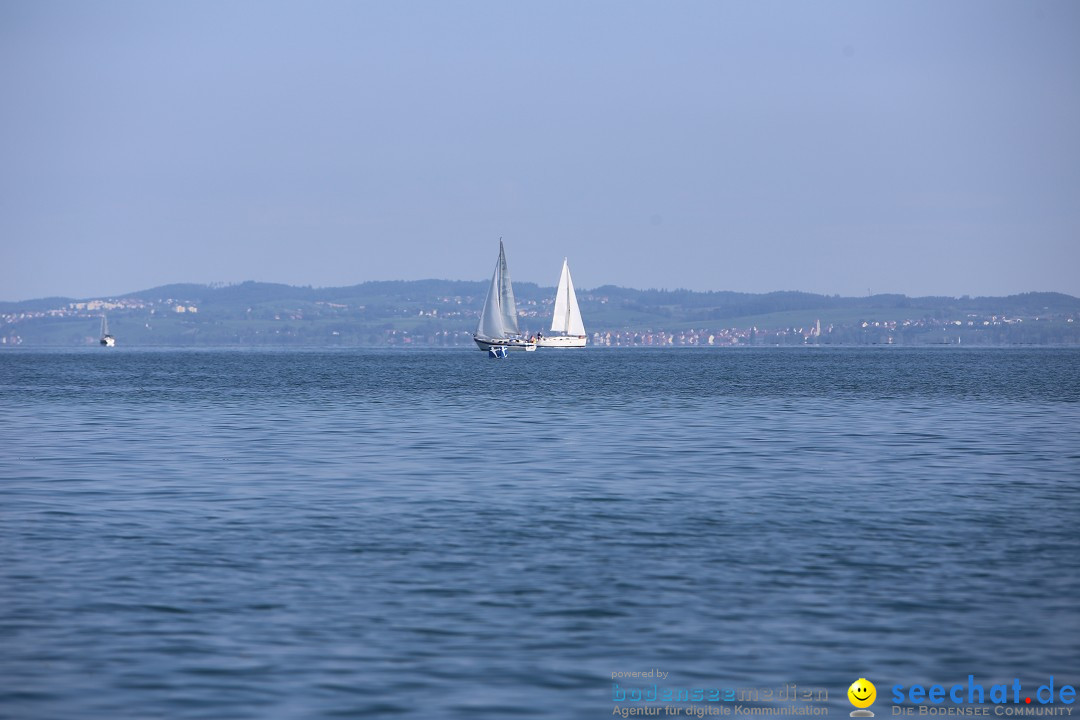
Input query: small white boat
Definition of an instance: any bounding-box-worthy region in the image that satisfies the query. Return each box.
[100,315,116,347]
[488,346,508,359]
[473,239,538,353]
[536,258,586,348]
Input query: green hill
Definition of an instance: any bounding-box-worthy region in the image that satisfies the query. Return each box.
[2,282,1077,347]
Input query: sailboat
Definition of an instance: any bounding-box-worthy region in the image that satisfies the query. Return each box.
[537,258,587,348]
[99,315,116,347]
[473,239,537,352]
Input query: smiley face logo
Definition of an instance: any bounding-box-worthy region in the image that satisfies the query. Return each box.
[848,678,877,711]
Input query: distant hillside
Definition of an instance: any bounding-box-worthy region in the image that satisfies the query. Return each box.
[2,281,1078,347]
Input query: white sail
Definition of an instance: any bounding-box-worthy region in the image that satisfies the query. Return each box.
[496,241,520,336]
[549,258,585,336]
[476,267,505,339]
[475,239,520,339]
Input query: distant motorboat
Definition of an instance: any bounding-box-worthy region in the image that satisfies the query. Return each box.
[536,258,586,348]
[100,315,116,347]
[473,239,538,353]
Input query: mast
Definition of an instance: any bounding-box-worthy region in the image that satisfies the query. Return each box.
[561,260,571,332]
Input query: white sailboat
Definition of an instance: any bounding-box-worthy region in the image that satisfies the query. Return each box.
[99,315,116,347]
[537,258,587,348]
[473,239,537,352]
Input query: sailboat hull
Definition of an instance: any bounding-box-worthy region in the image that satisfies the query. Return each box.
[473,336,537,352]
[536,335,586,348]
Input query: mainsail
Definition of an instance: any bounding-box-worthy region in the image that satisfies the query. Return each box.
[550,258,585,336]
[476,239,520,339]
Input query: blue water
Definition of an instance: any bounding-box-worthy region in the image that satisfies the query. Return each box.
[1,348,1078,719]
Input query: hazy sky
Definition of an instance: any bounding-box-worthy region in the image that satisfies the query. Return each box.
[2,1,1078,301]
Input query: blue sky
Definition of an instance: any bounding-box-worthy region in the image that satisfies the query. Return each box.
[2,0,1078,301]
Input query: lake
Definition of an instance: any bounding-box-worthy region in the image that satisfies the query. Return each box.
[1,347,1078,719]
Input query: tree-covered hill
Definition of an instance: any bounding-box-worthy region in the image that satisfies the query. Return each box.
[3,281,1077,347]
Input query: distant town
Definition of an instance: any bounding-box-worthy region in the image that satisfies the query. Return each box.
[2,281,1077,347]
